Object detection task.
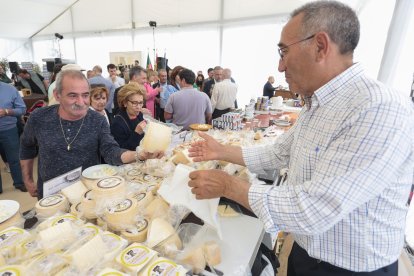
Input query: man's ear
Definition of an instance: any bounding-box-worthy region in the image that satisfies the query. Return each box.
[314,32,329,62]
[53,89,60,102]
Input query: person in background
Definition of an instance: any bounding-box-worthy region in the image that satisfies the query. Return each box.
[16,69,48,96]
[202,66,223,98]
[211,68,238,119]
[88,65,115,118]
[169,66,185,90]
[0,65,12,84]
[164,69,212,130]
[143,70,161,118]
[20,69,162,199]
[263,76,276,98]
[107,63,125,89]
[111,83,147,151]
[47,63,65,105]
[0,82,27,193]
[187,1,414,275]
[155,68,177,122]
[89,86,110,125]
[87,70,95,79]
[195,73,204,91]
[201,67,214,91]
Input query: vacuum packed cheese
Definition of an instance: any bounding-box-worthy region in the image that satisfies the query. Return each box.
[140,257,187,276]
[121,218,149,243]
[203,241,221,266]
[0,265,27,275]
[96,267,129,276]
[141,122,172,153]
[37,213,82,231]
[101,231,128,262]
[172,148,192,165]
[35,194,69,217]
[70,234,108,271]
[61,180,87,204]
[115,242,158,274]
[0,227,31,258]
[105,198,139,232]
[39,221,75,252]
[180,246,206,274]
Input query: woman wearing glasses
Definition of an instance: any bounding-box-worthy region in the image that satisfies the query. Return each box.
[110,83,147,150]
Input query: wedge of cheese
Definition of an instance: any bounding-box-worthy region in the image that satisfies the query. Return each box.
[61,180,87,204]
[146,218,182,252]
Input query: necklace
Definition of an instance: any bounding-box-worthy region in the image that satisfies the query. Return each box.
[59,116,86,151]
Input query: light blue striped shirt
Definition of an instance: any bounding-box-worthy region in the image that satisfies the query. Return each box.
[244,63,414,272]
[0,82,26,131]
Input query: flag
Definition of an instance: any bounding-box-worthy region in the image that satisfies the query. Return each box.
[146,52,152,70]
[154,50,158,71]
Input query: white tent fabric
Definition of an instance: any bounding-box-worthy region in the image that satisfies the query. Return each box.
[1,0,413,105]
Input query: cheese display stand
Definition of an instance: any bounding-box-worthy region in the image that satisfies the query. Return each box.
[0,118,296,275]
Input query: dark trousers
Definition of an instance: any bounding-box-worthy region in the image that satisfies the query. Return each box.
[287,242,398,276]
[0,127,24,191]
[212,108,231,119]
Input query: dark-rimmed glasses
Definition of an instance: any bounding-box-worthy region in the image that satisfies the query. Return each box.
[128,100,144,106]
[278,34,315,60]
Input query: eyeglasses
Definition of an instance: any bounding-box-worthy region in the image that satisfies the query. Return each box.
[278,34,315,60]
[128,100,144,106]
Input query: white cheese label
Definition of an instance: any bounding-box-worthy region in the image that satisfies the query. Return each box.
[38,194,64,207]
[97,177,123,189]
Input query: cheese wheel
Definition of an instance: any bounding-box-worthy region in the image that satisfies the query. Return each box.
[203,241,221,266]
[125,168,143,181]
[146,218,182,251]
[132,191,154,209]
[96,267,129,276]
[141,257,187,276]
[0,212,23,232]
[121,218,148,243]
[35,194,69,218]
[145,183,160,196]
[80,176,97,190]
[115,243,158,274]
[144,197,169,219]
[70,202,82,217]
[93,176,126,203]
[105,198,139,232]
[141,122,172,153]
[81,190,97,219]
[0,265,27,275]
[61,180,88,204]
[70,234,108,271]
[180,246,206,274]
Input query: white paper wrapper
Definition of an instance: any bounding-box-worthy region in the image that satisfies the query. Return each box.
[158,164,222,238]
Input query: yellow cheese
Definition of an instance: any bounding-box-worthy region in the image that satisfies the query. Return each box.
[121,218,148,243]
[81,190,97,219]
[115,243,158,274]
[203,241,221,266]
[80,176,97,190]
[146,218,182,252]
[141,122,172,153]
[132,191,154,209]
[140,257,187,276]
[35,194,69,218]
[172,148,192,165]
[0,265,27,275]
[96,267,129,276]
[180,246,206,274]
[144,197,169,219]
[217,205,240,217]
[61,180,87,204]
[105,198,139,232]
[92,176,126,202]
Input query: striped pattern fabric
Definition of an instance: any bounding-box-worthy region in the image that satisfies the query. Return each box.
[243,63,414,271]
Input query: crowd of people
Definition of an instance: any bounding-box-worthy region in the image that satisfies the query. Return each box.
[0,1,413,275]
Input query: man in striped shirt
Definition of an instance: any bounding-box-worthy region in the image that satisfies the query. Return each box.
[188,1,414,275]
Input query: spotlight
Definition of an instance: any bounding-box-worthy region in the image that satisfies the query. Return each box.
[149,21,157,27]
[55,33,64,40]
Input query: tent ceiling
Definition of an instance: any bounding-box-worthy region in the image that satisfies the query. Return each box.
[1,0,368,40]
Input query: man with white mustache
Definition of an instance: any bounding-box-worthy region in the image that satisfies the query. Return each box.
[20,69,162,199]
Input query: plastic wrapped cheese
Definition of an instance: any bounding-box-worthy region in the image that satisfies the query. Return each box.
[0,265,27,275]
[101,231,128,262]
[81,190,97,219]
[121,218,149,243]
[35,194,69,218]
[146,218,182,252]
[96,267,129,276]
[70,234,108,271]
[0,227,31,258]
[141,122,172,153]
[132,191,154,209]
[39,220,76,252]
[61,180,88,204]
[140,257,187,276]
[203,241,221,266]
[144,197,169,219]
[105,198,139,232]
[180,246,206,274]
[115,243,158,274]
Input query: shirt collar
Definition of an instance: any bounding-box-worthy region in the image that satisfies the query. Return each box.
[310,63,364,108]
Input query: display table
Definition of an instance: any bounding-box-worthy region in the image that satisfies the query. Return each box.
[23,93,47,108]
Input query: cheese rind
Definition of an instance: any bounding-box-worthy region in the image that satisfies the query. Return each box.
[35,194,69,217]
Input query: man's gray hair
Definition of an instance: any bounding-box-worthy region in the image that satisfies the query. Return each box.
[55,70,88,95]
[129,66,146,80]
[291,0,359,55]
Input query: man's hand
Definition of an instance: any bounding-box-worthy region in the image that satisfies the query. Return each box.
[25,180,38,197]
[138,150,164,160]
[188,170,230,199]
[188,132,224,162]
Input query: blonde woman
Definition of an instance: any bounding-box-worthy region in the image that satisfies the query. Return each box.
[110,83,147,150]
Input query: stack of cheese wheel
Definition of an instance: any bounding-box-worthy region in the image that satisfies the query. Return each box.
[81,190,97,219]
[0,212,23,231]
[141,121,172,153]
[120,218,149,243]
[80,176,97,190]
[104,198,139,232]
[147,217,182,253]
[92,176,126,204]
[35,194,69,218]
